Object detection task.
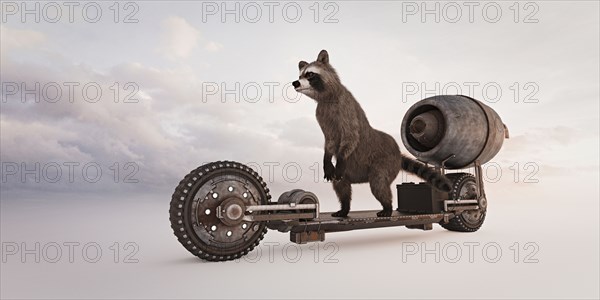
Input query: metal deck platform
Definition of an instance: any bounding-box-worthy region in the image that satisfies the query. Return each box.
[266,210,455,243]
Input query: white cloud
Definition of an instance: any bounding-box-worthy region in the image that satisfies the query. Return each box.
[157,16,201,60]
[0,54,319,195]
[0,26,45,54]
[0,26,46,48]
[268,117,322,149]
[204,41,223,52]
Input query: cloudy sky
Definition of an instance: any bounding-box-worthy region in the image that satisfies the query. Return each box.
[1,1,598,198]
[1,1,598,298]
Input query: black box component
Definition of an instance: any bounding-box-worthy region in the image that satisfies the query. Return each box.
[397,182,446,214]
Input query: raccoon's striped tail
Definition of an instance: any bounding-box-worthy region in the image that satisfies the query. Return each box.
[400,154,452,192]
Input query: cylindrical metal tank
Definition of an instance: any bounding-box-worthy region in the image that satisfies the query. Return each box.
[401,95,508,169]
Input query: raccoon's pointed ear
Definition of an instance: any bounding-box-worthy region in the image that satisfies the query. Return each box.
[317,50,329,64]
[298,61,308,70]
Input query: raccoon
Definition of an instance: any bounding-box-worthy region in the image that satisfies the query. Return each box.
[292,50,452,218]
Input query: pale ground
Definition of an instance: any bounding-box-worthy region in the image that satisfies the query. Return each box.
[1,171,598,299]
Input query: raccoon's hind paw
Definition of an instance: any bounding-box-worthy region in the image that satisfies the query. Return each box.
[332,209,349,218]
[376,209,393,218]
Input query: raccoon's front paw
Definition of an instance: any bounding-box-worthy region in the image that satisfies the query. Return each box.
[324,162,335,182]
[333,159,346,180]
[331,209,349,218]
[376,209,393,217]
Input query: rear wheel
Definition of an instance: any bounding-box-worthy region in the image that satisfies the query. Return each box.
[169,161,270,261]
[440,173,486,232]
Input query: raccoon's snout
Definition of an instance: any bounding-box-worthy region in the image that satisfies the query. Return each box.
[292,81,300,88]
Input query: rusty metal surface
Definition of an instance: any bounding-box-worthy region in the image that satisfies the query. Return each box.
[277,210,450,234]
[291,231,326,244]
[406,223,433,230]
[246,212,317,222]
[190,173,263,250]
[401,95,507,169]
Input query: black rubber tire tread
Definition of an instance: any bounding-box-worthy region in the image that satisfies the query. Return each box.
[169,161,270,261]
[439,173,486,232]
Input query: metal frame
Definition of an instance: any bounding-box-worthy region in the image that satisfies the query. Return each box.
[214,159,488,244]
[440,158,486,212]
[238,203,319,222]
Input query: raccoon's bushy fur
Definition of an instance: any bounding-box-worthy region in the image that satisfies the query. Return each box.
[293,50,452,217]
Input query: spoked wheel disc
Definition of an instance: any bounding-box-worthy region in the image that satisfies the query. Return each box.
[169,161,270,261]
[440,173,486,232]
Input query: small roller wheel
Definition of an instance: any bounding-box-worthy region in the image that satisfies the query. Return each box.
[169,161,270,261]
[440,173,486,232]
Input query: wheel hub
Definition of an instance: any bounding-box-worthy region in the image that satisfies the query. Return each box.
[459,182,478,200]
[219,197,246,226]
[191,176,261,246]
[457,177,484,224]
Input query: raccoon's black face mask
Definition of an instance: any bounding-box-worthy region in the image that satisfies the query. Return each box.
[293,69,325,93]
[293,50,341,102]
